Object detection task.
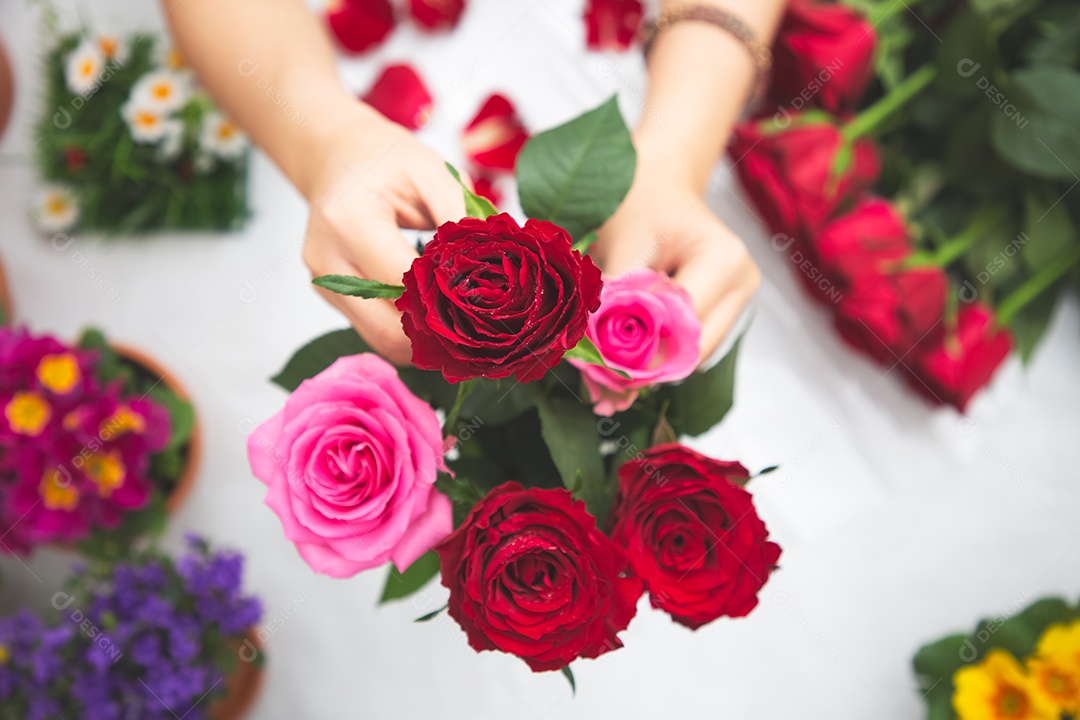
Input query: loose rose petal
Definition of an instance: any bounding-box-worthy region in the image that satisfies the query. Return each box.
[462,94,528,172]
[409,0,465,31]
[362,64,433,130]
[584,0,644,51]
[326,0,396,55]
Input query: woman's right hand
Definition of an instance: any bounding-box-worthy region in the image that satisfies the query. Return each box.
[300,104,465,365]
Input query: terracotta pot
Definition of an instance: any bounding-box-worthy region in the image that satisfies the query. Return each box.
[0,35,12,143]
[211,629,266,720]
[111,343,202,513]
[0,255,11,325]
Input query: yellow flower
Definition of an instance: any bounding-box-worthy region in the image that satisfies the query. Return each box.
[36,353,81,394]
[39,468,79,511]
[4,392,52,436]
[1027,621,1080,713]
[1037,621,1080,671]
[953,649,1057,720]
[84,451,126,497]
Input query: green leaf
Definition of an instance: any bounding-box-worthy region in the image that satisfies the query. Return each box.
[379,551,442,604]
[913,634,968,688]
[1023,187,1076,272]
[270,328,369,391]
[414,604,448,622]
[564,336,630,378]
[663,339,740,437]
[987,597,1073,659]
[572,231,598,254]
[536,396,609,523]
[516,96,636,240]
[560,666,576,695]
[147,386,194,451]
[445,163,498,219]
[312,275,405,299]
[991,68,1080,180]
[1009,290,1057,364]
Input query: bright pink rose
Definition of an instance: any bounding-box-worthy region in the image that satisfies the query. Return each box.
[247,354,451,578]
[569,270,701,415]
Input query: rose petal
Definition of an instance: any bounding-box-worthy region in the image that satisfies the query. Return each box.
[362,64,433,130]
[409,0,465,31]
[584,0,643,51]
[326,0,395,55]
[463,94,528,171]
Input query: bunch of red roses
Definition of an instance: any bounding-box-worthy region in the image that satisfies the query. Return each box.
[731,0,1019,411]
[0,327,170,552]
[250,98,781,677]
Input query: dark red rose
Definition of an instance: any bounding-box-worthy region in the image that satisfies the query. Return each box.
[436,483,642,672]
[813,199,946,362]
[730,119,879,240]
[362,64,432,130]
[609,444,781,629]
[904,303,1012,411]
[396,213,602,383]
[462,94,528,172]
[767,0,876,115]
[584,0,644,51]
[408,0,465,31]
[326,0,395,55]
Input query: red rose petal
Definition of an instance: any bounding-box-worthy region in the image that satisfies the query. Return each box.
[409,0,465,31]
[471,173,501,206]
[326,0,395,55]
[462,94,528,172]
[584,0,644,51]
[362,64,433,131]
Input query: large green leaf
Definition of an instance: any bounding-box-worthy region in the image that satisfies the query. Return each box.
[1010,290,1058,364]
[663,340,740,437]
[1023,187,1077,272]
[379,551,441,604]
[536,396,609,522]
[516,96,636,240]
[270,329,369,391]
[991,67,1080,180]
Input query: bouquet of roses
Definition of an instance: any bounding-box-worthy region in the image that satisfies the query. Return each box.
[914,595,1080,719]
[34,25,248,235]
[732,0,1080,411]
[248,98,781,678]
[0,536,264,720]
[0,327,195,558]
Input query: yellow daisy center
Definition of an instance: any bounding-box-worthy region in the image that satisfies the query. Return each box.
[151,82,173,100]
[216,122,237,141]
[79,58,95,78]
[46,194,70,216]
[36,353,81,394]
[135,112,161,130]
[5,392,51,436]
[166,50,185,70]
[84,451,126,497]
[39,468,79,511]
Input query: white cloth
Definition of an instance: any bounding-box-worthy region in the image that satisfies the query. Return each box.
[1,1,1078,718]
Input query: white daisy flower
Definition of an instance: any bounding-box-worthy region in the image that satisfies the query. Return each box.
[157,119,185,161]
[121,100,168,143]
[64,40,105,96]
[154,43,188,72]
[95,33,130,66]
[199,113,246,160]
[128,70,192,114]
[35,185,80,233]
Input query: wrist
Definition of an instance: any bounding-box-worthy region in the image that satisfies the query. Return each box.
[632,130,713,197]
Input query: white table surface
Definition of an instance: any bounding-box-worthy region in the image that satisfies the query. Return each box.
[1,1,1078,718]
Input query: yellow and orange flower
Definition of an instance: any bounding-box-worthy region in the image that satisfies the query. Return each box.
[36,353,82,394]
[953,649,1057,720]
[4,392,52,437]
[39,468,79,511]
[83,451,127,498]
[1027,621,1080,714]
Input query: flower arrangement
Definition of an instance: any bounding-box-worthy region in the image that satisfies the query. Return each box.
[0,327,196,558]
[914,596,1080,719]
[35,29,248,235]
[248,98,781,681]
[733,0,1080,411]
[0,537,264,720]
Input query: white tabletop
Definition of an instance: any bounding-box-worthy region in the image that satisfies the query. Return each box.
[1,1,1078,718]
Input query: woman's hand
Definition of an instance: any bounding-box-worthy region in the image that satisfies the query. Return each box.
[592,144,760,363]
[301,105,465,365]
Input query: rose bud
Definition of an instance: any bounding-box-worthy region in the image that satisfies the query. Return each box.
[462,94,528,172]
[436,483,642,672]
[730,118,879,240]
[569,269,701,415]
[247,354,451,577]
[904,303,1012,412]
[584,0,644,51]
[609,444,781,629]
[326,0,395,55]
[397,213,602,383]
[766,0,876,115]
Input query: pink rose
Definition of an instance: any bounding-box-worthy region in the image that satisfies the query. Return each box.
[247,354,451,578]
[569,270,701,415]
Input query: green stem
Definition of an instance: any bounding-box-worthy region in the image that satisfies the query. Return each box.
[443,380,476,434]
[843,65,937,141]
[907,205,1009,268]
[997,245,1080,326]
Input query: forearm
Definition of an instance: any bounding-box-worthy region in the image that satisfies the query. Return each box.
[638,0,786,194]
[163,0,373,198]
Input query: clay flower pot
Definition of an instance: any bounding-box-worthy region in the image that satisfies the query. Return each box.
[211,629,266,720]
[0,35,13,144]
[111,343,202,513]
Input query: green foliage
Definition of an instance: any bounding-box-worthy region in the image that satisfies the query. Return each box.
[445,163,499,219]
[36,32,248,235]
[379,551,441,604]
[311,275,406,299]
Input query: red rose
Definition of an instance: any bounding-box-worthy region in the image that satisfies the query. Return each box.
[436,483,642,672]
[767,0,876,115]
[584,0,644,51]
[396,213,602,383]
[408,0,465,30]
[904,303,1012,411]
[362,64,433,131]
[462,94,528,172]
[730,119,879,240]
[325,0,395,55]
[609,444,781,629]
